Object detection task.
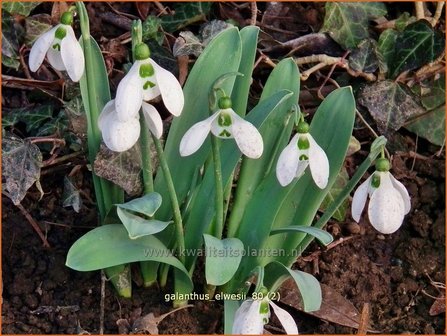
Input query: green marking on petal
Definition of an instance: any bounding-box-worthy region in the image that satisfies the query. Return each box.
[299,154,309,161]
[297,136,310,150]
[55,26,67,40]
[219,130,232,137]
[371,173,381,188]
[218,112,232,127]
[143,81,156,90]
[52,43,61,51]
[259,300,269,315]
[140,63,155,78]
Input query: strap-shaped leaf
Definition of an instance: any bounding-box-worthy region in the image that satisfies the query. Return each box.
[203,234,244,286]
[264,261,322,312]
[66,224,193,292]
[270,226,333,246]
[116,192,162,217]
[154,27,242,221]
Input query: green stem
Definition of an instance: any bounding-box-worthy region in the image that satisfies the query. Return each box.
[139,114,154,193]
[211,136,224,239]
[152,135,185,263]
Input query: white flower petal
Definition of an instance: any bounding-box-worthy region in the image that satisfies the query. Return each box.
[368,172,405,234]
[179,113,218,157]
[60,26,85,82]
[102,114,141,152]
[141,102,163,139]
[308,134,329,189]
[276,134,300,187]
[269,301,299,335]
[98,100,116,131]
[231,111,264,159]
[233,300,265,335]
[29,25,58,72]
[351,176,371,222]
[149,58,184,116]
[46,46,66,71]
[115,61,144,121]
[389,174,411,214]
[295,159,309,180]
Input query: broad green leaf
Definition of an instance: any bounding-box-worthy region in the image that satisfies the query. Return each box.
[270,226,333,246]
[321,2,387,49]
[231,26,260,116]
[390,20,445,79]
[65,224,193,292]
[62,176,82,213]
[79,36,123,217]
[227,58,299,236]
[2,1,41,16]
[161,2,212,33]
[203,234,244,286]
[406,105,445,146]
[228,87,355,294]
[154,27,242,221]
[358,80,425,132]
[117,207,171,239]
[377,29,398,73]
[224,300,240,334]
[320,167,349,222]
[24,15,52,46]
[2,136,42,205]
[349,39,379,73]
[183,90,293,270]
[264,262,322,312]
[117,192,162,217]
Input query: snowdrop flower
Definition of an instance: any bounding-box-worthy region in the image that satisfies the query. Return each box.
[29,12,84,82]
[233,297,298,334]
[352,158,411,234]
[276,121,329,189]
[179,96,263,159]
[98,43,184,152]
[114,43,184,122]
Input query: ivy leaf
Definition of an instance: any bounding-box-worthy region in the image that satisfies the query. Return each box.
[358,80,425,132]
[321,2,387,50]
[377,29,398,73]
[406,105,445,146]
[2,11,20,69]
[25,14,52,46]
[93,144,143,196]
[161,2,212,33]
[406,74,446,146]
[390,20,445,78]
[62,176,82,213]
[320,167,349,222]
[2,105,55,135]
[173,31,203,57]
[2,1,41,16]
[142,16,164,45]
[349,38,379,73]
[2,136,42,205]
[36,110,68,136]
[200,20,231,46]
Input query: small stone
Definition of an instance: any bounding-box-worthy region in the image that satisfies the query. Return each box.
[377,234,385,240]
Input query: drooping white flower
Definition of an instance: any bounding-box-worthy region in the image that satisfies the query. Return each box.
[351,158,411,234]
[276,121,329,189]
[98,100,162,152]
[114,43,184,122]
[29,12,84,82]
[179,96,263,159]
[232,298,298,335]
